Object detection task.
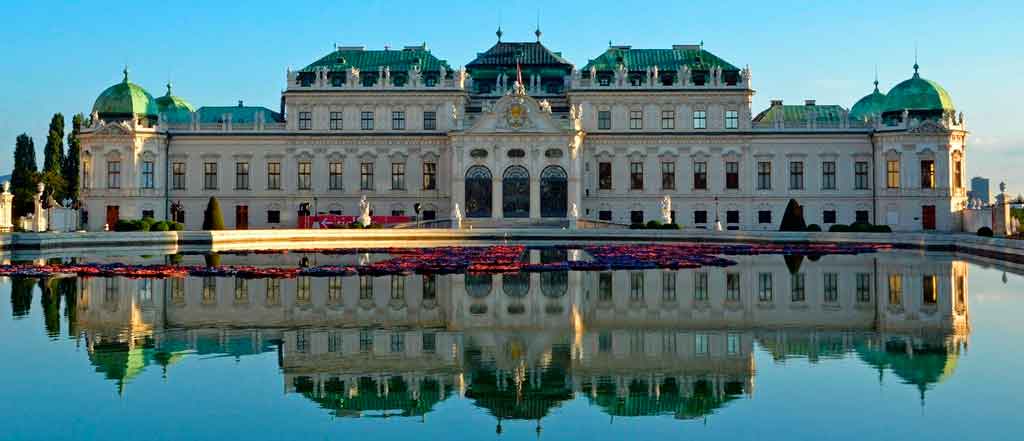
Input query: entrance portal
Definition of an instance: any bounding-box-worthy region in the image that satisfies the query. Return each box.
[465,166,492,218]
[540,166,568,218]
[503,165,530,218]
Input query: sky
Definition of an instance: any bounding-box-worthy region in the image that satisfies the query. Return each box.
[1,0,1021,194]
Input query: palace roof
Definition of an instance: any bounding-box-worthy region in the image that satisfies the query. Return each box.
[753,103,848,125]
[195,103,283,124]
[92,68,159,120]
[582,45,739,72]
[882,65,955,115]
[467,41,573,69]
[299,45,453,74]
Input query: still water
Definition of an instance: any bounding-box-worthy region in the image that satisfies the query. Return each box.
[0,247,1021,440]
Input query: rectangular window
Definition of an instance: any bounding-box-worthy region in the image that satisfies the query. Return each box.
[695,334,709,355]
[662,272,676,302]
[791,273,806,302]
[822,161,836,190]
[630,272,644,301]
[823,210,837,224]
[789,161,804,190]
[235,162,249,190]
[267,210,280,224]
[297,161,312,190]
[923,275,938,304]
[423,274,437,300]
[855,161,870,190]
[629,110,643,129]
[266,279,280,306]
[359,276,373,300]
[694,272,709,301]
[296,276,311,303]
[726,273,741,301]
[856,210,870,223]
[296,331,308,354]
[630,162,643,190]
[329,162,343,190]
[390,276,405,300]
[360,162,374,191]
[661,110,675,129]
[298,111,312,130]
[422,333,436,353]
[599,210,612,221]
[391,111,405,130]
[631,210,644,224]
[203,162,217,190]
[824,273,839,303]
[172,162,185,190]
[267,162,281,190]
[422,162,437,190]
[359,329,373,353]
[328,332,341,353]
[887,160,900,189]
[921,160,935,189]
[726,210,740,224]
[725,110,739,129]
[329,111,343,130]
[758,273,773,301]
[693,161,707,190]
[141,161,154,189]
[598,110,612,130]
[423,111,436,130]
[328,276,342,304]
[694,210,708,225]
[107,161,121,189]
[953,160,963,190]
[856,273,872,303]
[391,163,405,190]
[758,210,772,224]
[757,161,772,190]
[727,333,740,355]
[598,272,613,301]
[888,274,903,306]
[661,162,675,190]
[360,111,374,130]
[725,161,739,189]
[693,110,707,129]
[599,162,613,190]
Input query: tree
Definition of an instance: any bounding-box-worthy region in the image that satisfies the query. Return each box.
[43,113,65,176]
[11,134,39,218]
[779,199,807,232]
[202,196,225,230]
[63,113,83,203]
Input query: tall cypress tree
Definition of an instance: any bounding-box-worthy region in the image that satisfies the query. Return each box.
[11,134,39,218]
[63,113,83,203]
[43,113,64,174]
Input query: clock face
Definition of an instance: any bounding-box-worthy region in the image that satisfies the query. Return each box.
[507,103,526,129]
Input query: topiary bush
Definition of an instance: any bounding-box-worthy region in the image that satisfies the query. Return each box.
[977,226,994,237]
[805,224,822,232]
[114,219,139,232]
[171,221,185,231]
[646,220,663,229]
[151,221,170,231]
[850,222,871,233]
[829,224,850,233]
[779,199,807,232]
[661,223,681,230]
[871,225,892,233]
[629,223,644,230]
[202,197,225,230]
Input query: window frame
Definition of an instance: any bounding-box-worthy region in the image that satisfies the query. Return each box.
[329,161,343,190]
[422,162,437,190]
[423,111,437,130]
[360,111,374,130]
[171,162,186,190]
[298,111,312,130]
[822,161,837,190]
[920,159,935,189]
[598,162,613,190]
[661,109,675,129]
[203,161,217,190]
[789,161,804,190]
[629,110,643,130]
[630,162,644,190]
[725,161,739,190]
[235,162,250,190]
[692,110,707,129]
[725,110,739,129]
[266,162,281,190]
[693,161,708,190]
[360,162,374,191]
[329,111,343,130]
[391,110,405,130]
[855,161,870,190]
[107,160,121,189]
[757,161,772,190]
[887,159,900,189]
[140,160,155,189]
[661,161,675,190]
[297,160,312,190]
[391,162,406,191]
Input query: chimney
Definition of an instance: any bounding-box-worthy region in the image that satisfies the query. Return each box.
[804,99,816,106]
[770,99,783,107]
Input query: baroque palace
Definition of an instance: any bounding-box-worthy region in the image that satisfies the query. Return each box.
[78,31,968,231]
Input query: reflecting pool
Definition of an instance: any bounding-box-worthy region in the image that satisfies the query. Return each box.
[1,247,1021,440]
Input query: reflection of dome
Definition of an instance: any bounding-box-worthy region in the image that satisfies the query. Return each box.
[295,376,451,418]
[92,67,159,123]
[849,80,887,121]
[586,378,743,419]
[154,82,196,124]
[882,64,955,116]
[463,345,573,420]
[855,337,960,398]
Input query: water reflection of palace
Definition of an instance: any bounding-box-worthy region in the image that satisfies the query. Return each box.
[15,250,970,420]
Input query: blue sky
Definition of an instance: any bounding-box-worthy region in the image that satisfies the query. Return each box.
[1,0,1021,194]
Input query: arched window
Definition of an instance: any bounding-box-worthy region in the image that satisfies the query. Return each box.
[465,274,493,298]
[503,165,530,218]
[540,166,568,218]
[465,166,492,218]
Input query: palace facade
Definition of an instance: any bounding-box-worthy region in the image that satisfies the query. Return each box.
[78,33,968,231]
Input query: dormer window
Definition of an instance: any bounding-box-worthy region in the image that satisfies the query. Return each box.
[599,75,611,86]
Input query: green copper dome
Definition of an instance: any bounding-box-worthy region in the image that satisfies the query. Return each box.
[882,65,955,114]
[92,68,159,121]
[154,82,196,124]
[849,80,887,121]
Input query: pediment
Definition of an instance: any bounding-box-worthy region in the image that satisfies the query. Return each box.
[92,121,134,137]
[463,92,567,134]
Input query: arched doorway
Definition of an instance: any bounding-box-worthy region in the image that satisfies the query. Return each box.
[465,166,492,218]
[503,165,530,218]
[540,166,568,218]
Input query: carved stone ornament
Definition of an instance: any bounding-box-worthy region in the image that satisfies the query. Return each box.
[505,99,528,129]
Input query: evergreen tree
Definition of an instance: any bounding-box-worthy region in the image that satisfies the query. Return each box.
[43,114,64,174]
[202,196,225,230]
[11,134,39,218]
[779,199,807,232]
[63,113,83,203]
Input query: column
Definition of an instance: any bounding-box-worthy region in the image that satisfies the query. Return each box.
[492,175,502,220]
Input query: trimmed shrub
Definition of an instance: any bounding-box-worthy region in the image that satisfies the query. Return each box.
[202,197,225,230]
[661,223,681,230]
[629,223,644,230]
[151,221,170,232]
[646,220,663,229]
[170,222,185,231]
[829,224,850,233]
[114,219,139,232]
[977,226,994,237]
[871,225,892,233]
[779,199,807,232]
[850,222,871,233]
[805,224,822,232]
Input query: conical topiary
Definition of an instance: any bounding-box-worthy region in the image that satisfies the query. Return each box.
[779,199,807,232]
[202,196,225,230]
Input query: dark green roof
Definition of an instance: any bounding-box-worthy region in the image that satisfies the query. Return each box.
[753,104,847,125]
[300,46,452,73]
[196,104,283,124]
[849,81,887,121]
[466,42,573,70]
[882,66,955,114]
[582,46,739,72]
[92,68,159,119]
[155,83,196,124]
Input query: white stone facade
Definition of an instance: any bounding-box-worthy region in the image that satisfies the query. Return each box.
[78,43,968,231]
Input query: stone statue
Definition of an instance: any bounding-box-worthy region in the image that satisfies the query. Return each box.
[589,66,597,85]
[660,195,672,225]
[680,65,691,87]
[438,64,447,82]
[357,195,371,227]
[569,203,579,231]
[452,203,463,229]
[33,182,46,232]
[539,99,552,113]
[0,181,12,232]
[410,64,422,87]
[1000,181,1007,194]
[652,65,659,86]
[450,103,459,128]
[349,67,360,87]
